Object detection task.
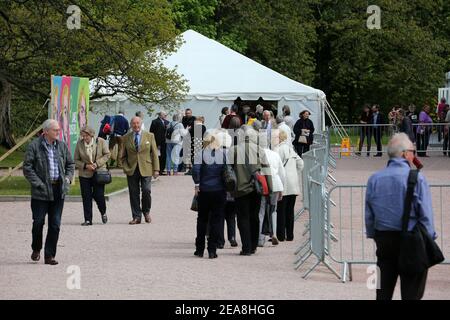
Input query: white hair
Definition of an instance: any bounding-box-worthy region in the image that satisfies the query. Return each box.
[42,119,58,131]
[387,133,413,158]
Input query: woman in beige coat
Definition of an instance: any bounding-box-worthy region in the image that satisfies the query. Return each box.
[274,130,304,241]
[74,126,111,225]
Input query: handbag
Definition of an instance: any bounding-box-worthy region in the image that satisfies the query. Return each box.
[222,153,237,192]
[398,170,444,274]
[190,195,198,211]
[243,148,270,196]
[93,139,112,185]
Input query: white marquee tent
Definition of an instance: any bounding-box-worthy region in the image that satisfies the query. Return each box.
[90,30,327,131]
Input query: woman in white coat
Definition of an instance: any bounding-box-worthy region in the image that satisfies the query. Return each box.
[274,130,304,241]
[258,143,286,246]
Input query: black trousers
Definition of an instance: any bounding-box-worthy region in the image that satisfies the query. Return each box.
[370,128,382,155]
[443,130,449,156]
[79,176,106,222]
[218,201,237,246]
[295,144,310,158]
[277,195,297,241]
[196,191,226,253]
[235,191,261,254]
[374,231,428,300]
[159,143,167,172]
[31,184,64,258]
[416,131,430,157]
[127,166,152,219]
[358,127,372,155]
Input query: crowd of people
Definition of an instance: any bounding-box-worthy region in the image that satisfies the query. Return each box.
[357,98,450,157]
[22,102,316,264]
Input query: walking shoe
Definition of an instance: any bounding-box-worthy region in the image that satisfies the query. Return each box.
[144,213,151,223]
[31,250,40,262]
[194,250,204,258]
[239,251,251,256]
[129,218,141,225]
[208,252,218,259]
[81,221,92,226]
[101,214,108,224]
[230,239,238,247]
[217,244,224,249]
[44,257,58,265]
[271,236,279,245]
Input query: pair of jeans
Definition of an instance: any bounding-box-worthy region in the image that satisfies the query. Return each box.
[374,230,428,300]
[79,176,106,222]
[235,191,261,253]
[31,184,64,258]
[126,166,152,219]
[277,195,297,241]
[196,191,226,254]
[166,142,181,173]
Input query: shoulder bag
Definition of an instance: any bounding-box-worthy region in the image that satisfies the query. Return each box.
[398,170,444,274]
[93,139,112,185]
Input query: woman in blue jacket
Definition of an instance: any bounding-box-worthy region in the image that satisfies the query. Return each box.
[192,131,227,259]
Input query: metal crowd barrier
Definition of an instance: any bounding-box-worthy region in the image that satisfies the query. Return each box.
[330,123,450,156]
[294,130,340,280]
[327,184,450,282]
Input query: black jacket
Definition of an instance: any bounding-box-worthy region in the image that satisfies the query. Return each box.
[150,117,169,147]
[293,118,315,145]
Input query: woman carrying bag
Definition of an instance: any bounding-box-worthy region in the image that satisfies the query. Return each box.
[74,126,111,226]
[192,130,227,259]
[293,110,315,157]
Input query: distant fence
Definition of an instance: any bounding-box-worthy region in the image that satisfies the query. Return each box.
[330,123,450,156]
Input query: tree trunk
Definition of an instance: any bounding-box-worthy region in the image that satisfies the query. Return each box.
[0,79,16,148]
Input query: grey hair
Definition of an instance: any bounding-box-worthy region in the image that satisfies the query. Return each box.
[275,114,284,124]
[42,119,58,131]
[387,133,412,158]
[172,113,182,122]
[130,116,142,124]
[238,125,258,144]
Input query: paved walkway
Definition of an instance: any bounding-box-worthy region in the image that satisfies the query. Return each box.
[0,156,449,299]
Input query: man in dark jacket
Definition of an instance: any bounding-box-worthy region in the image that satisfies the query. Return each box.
[150,111,169,175]
[23,119,75,265]
[182,108,196,129]
[109,109,129,167]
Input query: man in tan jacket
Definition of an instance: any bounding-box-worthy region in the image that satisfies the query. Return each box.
[121,116,160,224]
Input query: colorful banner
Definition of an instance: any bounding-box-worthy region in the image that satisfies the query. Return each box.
[50,75,89,156]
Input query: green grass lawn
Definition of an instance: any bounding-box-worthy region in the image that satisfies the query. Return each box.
[0,146,25,168]
[0,176,128,196]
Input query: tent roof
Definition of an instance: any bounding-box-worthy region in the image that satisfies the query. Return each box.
[165,30,325,101]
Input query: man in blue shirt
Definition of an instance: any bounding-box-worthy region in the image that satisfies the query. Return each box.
[365,133,436,300]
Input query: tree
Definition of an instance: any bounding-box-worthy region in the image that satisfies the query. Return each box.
[0,0,187,148]
[310,0,446,122]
